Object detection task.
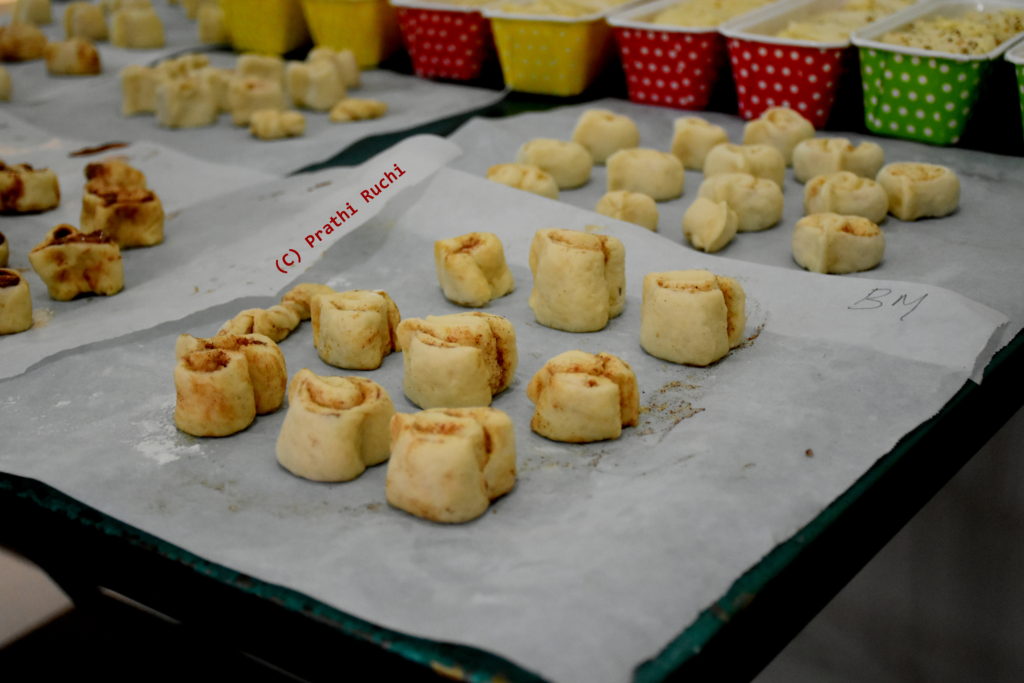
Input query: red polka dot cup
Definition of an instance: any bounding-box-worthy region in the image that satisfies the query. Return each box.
[608,0,781,111]
[393,0,495,80]
[719,0,919,127]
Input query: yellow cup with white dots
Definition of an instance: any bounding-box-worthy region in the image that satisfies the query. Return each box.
[485,4,619,96]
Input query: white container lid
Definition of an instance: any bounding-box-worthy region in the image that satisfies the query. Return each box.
[607,0,780,34]
[390,0,493,14]
[720,0,917,50]
[483,0,641,23]
[851,0,1024,63]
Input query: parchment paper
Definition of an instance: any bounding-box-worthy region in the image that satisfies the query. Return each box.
[448,98,1024,367]
[0,3,505,174]
[0,135,462,379]
[0,168,1006,683]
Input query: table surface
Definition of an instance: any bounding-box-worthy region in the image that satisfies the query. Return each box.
[2,8,1023,681]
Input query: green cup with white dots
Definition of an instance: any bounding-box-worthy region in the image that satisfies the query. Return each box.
[857,49,990,145]
[1008,41,1024,137]
[851,1,1024,146]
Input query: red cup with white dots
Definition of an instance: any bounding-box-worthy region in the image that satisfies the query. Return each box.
[608,0,778,110]
[723,38,847,126]
[719,0,918,127]
[393,0,495,80]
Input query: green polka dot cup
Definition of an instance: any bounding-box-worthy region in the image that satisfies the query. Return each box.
[858,47,990,145]
[1008,41,1024,137]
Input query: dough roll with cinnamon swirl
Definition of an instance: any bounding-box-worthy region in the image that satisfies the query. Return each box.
[386,407,516,523]
[276,370,396,482]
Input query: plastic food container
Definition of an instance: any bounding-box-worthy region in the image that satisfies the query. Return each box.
[392,0,495,80]
[301,0,402,68]
[484,2,633,96]
[221,0,311,55]
[1007,39,1024,135]
[720,0,912,127]
[853,1,1024,145]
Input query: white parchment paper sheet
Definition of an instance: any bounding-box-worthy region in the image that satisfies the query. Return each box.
[448,98,1024,366]
[0,135,462,379]
[0,168,1005,683]
[0,2,505,174]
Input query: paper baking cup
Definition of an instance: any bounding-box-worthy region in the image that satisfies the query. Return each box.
[301,0,401,68]
[852,1,1024,145]
[221,0,310,55]
[607,0,727,110]
[484,6,622,96]
[720,0,912,127]
[393,1,495,80]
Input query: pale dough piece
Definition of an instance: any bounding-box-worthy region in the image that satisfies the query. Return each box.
[100,0,152,14]
[250,109,305,140]
[83,158,146,188]
[156,76,219,128]
[0,232,7,267]
[0,268,33,335]
[310,290,400,370]
[81,181,164,247]
[595,190,659,231]
[307,46,360,88]
[28,224,123,300]
[14,0,52,25]
[515,139,592,189]
[155,53,209,80]
[181,0,212,21]
[64,2,108,41]
[198,66,233,113]
[526,350,639,443]
[742,107,815,166]
[0,23,47,62]
[434,232,515,307]
[329,97,387,122]
[671,116,729,170]
[606,148,684,201]
[387,407,516,523]
[48,40,99,74]
[792,137,885,183]
[176,333,287,414]
[174,349,256,437]
[276,369,395,482]
[280,282,334,320]
[792,212,885,274]
[218,304,301,343]
[197,4,229,44]
[683,197,738,253]
[704,143,785,187]
[236,53,284,84]
[804,171,888,224]
[640,270,746,366]
[529,228,625,333]
[876,162,960,221]
[395,312,517,409]
[0,66,9,100]
[0,162,60,213]
[110,8,165,48]
[227,76,285,126]
[697,172,783,232]
[286,59,345,111]
[571,109,640,164]
[485,163,558,200]
[120,65,158,115]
